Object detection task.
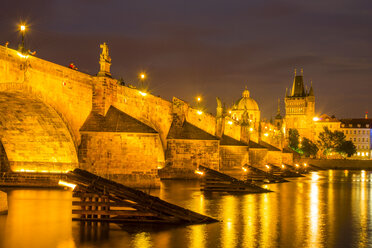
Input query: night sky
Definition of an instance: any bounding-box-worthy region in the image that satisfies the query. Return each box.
[1,0,372,119]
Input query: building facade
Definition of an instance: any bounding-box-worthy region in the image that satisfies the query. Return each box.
[284,69,315,140]
[340,119,372,159]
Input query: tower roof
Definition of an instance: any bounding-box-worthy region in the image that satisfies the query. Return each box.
[291,74,306,97]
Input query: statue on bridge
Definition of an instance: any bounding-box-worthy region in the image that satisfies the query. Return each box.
[98,42,112,77]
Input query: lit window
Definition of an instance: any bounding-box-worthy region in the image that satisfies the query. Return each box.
[367,152,369,156]
[358,152,361,156]
[362,152,365,156]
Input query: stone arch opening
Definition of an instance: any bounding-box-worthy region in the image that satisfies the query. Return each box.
[0,92,78,172]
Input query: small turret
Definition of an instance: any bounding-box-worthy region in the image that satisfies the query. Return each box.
[308,81,314,96]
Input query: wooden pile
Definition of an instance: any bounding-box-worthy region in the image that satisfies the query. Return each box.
[244,164,289,183]
[267,164,304,178]
[197,165,271,193]
[66,169,218,224]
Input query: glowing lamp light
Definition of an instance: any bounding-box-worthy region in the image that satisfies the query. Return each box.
[304,163,307,167]
[139,91,147,96]
[196,96,201,102]
[242,167,247,172]
[20,25,26,31]
[139,73,146,80]
[195,170,204,176]
[58,180,77,190]
[312,173,319,181]
[249,127,254,132]
[17,52,29,59]
[197,110,203,115]
[264,133,269,137]
[228,121,233,125]
[228,110,232,114]
[281,164,285,169]
[265,165,270,169]
[313,117,320,121]
[295,164,299,168]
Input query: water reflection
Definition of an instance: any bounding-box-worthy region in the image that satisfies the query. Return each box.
[221,195,237,248]
[1,170,372,248]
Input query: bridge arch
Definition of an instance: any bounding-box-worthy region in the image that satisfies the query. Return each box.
[0,92,78,172]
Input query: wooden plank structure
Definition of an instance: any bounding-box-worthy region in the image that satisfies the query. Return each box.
[267,163,304,178]
[65,169,218,224]
[197,165,272,193]
[244,164,289,183]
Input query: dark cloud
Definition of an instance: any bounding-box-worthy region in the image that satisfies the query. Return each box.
[1,0,372,119]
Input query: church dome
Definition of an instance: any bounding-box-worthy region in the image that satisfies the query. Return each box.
[234,88,259,111]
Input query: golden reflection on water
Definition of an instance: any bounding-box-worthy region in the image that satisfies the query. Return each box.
[358,173,368,247]
[221,195,237,248]
[242,195,258,248]
[327,175,334,246]
[132,232,152,248]
[308,177,320,247]
[259,193,271,247]
[189,224,206,248]
[1,189,74,248]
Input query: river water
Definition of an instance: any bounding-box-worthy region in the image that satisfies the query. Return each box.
[0,170,371,248]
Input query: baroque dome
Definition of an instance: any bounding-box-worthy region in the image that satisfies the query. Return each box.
[233,88,259,111]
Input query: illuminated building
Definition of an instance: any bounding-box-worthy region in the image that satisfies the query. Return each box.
[313,114,341,139]
[229,87,261,142]
[284,69,315,140]
[340,118,372,159]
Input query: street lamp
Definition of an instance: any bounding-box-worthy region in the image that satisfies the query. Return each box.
[19,24,26,53]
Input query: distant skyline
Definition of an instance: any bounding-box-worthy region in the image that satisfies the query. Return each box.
[1,0,371,119]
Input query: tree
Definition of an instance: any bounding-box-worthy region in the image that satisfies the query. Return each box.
[288,129,300,150]
[301,137,319,157]
[317,127,334,156]
[317,126,356,158]
[337,140,356,157]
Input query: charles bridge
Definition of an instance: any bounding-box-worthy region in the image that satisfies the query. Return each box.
[0,43,296,188]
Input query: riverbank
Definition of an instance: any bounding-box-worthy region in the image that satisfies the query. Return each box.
[305,159,372,170]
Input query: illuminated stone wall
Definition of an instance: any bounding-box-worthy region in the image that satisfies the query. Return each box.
[166,139,219,170]
[223,117,241,141]
[0,46,93,147]
[267,151,282,165]
[187,108,216,136]
[249,149,268,168]
[0,92,78,172]
[282,153,293,165]
[79,132,164,187]
[114,86,173,149]
[220,146,249,169]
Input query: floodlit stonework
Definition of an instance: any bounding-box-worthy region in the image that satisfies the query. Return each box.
[0,44,294,186]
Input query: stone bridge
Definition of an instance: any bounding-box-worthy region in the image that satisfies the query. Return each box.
[0,45,293,187]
